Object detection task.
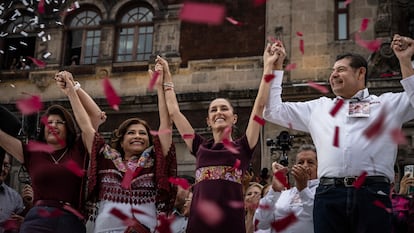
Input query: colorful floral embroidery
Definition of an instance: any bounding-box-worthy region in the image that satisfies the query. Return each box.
[100,144,154,172]
[195,166,242,184]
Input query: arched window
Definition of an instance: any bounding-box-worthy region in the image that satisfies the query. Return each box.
[116,6,153,62]
[65,10,101,65]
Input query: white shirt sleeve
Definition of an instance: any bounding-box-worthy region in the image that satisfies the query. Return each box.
[253,188,281,230]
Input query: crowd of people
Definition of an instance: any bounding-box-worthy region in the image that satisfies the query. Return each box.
[0,34,413,233]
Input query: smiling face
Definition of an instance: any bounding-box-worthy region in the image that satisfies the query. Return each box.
[206,98,237,131]
[329,57,366,99]
[44,114,67,147]
[120,123,150,158]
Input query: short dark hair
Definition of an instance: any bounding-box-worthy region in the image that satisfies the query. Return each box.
[336,53,368,85]
[297,144,317,159]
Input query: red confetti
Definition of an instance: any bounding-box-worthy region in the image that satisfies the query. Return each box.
[64,160,85,177]
[121,168,134,189]
[299,39,304,55]
[296,31,303,37]
[131,208,149,216]
[168,177,190,190]
[344,0,352,6]
[363,109,385,139]
[110,207,128,220]
[27,140,55,153]
[253,115,265,126]
[150,129,172,136]
[285,63,297,71]
[264,74,275,83]
[354,33,381,52]
[228,200,244,209]
[155,214,174,233]
[38,0,45,14]
[40,116,66,147]
[148,71,159,91]
[333,126,340,147]
[63,204,84,219]
[359,18,370,32]
[254,219,260,232]
[197,200,223,226]
[16,94,43,115]
[307,81,329,94]
[380,73,394,78]
[27,56,46,68]
[373,200,392,213]
[353,171,367,189]
[222,138,239,154]
[179,2,225,25]
[182,133,195,140]
[390,128,407,145]
[253,0,267,7]
[103,77,121,111]
[330,99,344,117]
[274,170,289,189]
[271,212,298,232]
[225,17,243,26]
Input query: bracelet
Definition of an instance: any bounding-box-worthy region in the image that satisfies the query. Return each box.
[74,81,81,91]
[163,82,174,88]
[164,87,174,91]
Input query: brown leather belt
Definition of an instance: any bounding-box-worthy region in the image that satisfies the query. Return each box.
[320,176,390,187]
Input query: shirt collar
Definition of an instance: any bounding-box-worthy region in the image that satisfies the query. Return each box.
[335,88,370,102]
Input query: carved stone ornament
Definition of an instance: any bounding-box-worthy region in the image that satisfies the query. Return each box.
[29,71,56,91]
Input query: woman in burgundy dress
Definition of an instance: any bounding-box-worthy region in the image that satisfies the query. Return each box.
[158,41,286,233]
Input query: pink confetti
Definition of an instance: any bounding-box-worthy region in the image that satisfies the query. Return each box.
[390,128,407,145]
[267,36,277,44]
[253,0,267,7]
[299,39,304,55]
[271,212,298,232]
[38,0,45,14]
[353,171,367,189]
[179,2,226,25]
[307,81,329,93]
[148,71,159,91]
[37,208,63,218]
[131,208,149,216]
[110,208,128,220]
[197,200,223,226]
[168,177,190,190]
[274,170,289,189]
[225,17,243,26]
[363,109,385,139]
[228,200,244,209]
[182,133,195,140]
[155,214,174,233]
[233,158,241,170]
[344,0,352,6]
[64,160,85,177]
[330,99,344,117]
[296,31,303,37]
[359,18,370,32]
[63,204,84,219]
[253,115,265,126]
[354,33,381,52]
[264,74,275,83]
[103,77,121,111]
[333,126,340,147]
[222,138,239,154]
[16,94,43,115]
[285,63,297,71]
[27,140,55,153]
[373,200,392,213]
[27,56,46,68]
[150,129,172,136]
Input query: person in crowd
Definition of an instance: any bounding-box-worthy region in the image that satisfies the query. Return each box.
[0,154,25,233]
[263,34,414,233]
[19,59,30,70]
[245,182,263,233]
[259,168,271,186]
[170,175,195,233]
[157,40,285,233]
[254,144,318,233]
[55,65,176,233]
[0,71,104,233]
[399,173,414,196]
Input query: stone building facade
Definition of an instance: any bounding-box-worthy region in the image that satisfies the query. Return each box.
[0,0,414,188]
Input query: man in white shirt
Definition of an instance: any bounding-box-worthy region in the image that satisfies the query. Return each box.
[254,144,318,233]
[263,34,414,233]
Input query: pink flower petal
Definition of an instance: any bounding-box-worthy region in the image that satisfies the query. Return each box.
[373,200,392,213]
[333,126,340,147]
[64,159,85,177]
[285,63,297,71]
[110,207,128,221]
[296,31,303,37]
[150,129,172,136]
[354,33,381,52]
[179,2,226,25]
[155,214,174,233]
[253,115,265,126]
[38,0,45,14]
[168,177,191,190]
[27,140,55,153]
[148,71,159,91]
[131,208,149,216]
[228,200,244,209]
[329,99,344,117]
[274,170,289,189]
[271,212,298,232]
[182,133,195,140]
[27,56,46,68]
[353,171,367,189]
[222,138,240,154]
[307,81,329,94]
[359,18,370,32]
[299,39,304,55]
[233,158,241,169]
[225,17,243,26]
[363,109,385,139]
[197,200,223,226]
[390,128,407,145]
[103,77,121,111]
[16,95,43,115]
[264,74,275,83]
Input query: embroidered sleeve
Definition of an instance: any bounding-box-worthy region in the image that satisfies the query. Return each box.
[86,132,106,200]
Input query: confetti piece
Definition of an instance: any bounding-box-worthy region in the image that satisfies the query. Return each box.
[274,170,289,189]
[285,63,297,71]
[155,214,174,233]
[131,208,149,216]
[359,18,370,32]
[103,77,121,111]
[27,56,46,68]
[299,39,304,55]
[363,108,385,139]
[121,168,134,189]
[27,140,55,153]
[353,171,367,189]
[63,204,84,219]
[148,71,159,91]
[16,95,43,115]
[182,133,195,139]
[264,74,275,82]
[168,177,190,190]
[271,212,298,232]
[253,0,267,7]
[373,200,392,213]
[354,33,381,52]
[344,0,352,6]
[225,17,243,26]
[37,208,63,218]
[197,200,223,226]
[232,158,241,170]
[179,2,226,25]
[390,128,407,145]
[110,208,128,220]
[149,129,172,136]
[43,52,51,59]
[333,126,339,147]
[307,81,329,93]
[64,160,85,177]
[222,138,239,154]
[329,99,344,117]
[253,115,265,125]
[296,31,303,37]
[228,200,244,209]
[380,73,394,78]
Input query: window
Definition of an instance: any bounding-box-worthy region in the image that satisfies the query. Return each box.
[116,6,153,62]
[65,10,101,65]
[335,0,349,40]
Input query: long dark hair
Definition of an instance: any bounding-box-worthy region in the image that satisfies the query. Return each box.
[37,105,78,149]
[110,118,153,158]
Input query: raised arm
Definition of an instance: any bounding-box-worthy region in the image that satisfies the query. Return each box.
[149,62,173,156]
[55,71,96,155]
[156,56,195,151]
[392,34,414,79]
[245,42,285,149]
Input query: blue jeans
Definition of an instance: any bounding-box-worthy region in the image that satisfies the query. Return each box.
[19,206,86,233]
[314,182,392,233]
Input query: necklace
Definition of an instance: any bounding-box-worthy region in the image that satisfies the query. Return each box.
[50,148,69,164]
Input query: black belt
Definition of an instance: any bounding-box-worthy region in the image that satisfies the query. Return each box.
[320,176,390,187]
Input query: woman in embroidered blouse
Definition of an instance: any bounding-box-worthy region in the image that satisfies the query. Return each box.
[0,72,104,233]
[157,41,285,233]
[61,63,176,233]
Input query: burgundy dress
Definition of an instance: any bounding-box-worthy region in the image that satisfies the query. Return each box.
[186,134,255,233]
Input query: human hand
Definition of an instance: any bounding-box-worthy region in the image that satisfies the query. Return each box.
[391,34,414,61]
[263,43,279,70]
[399,173,414,195]
[22,184,33,206]
[54,71,76,95]
[291,164,309,191]
[270,41,286,70]
[271,161,288,192]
